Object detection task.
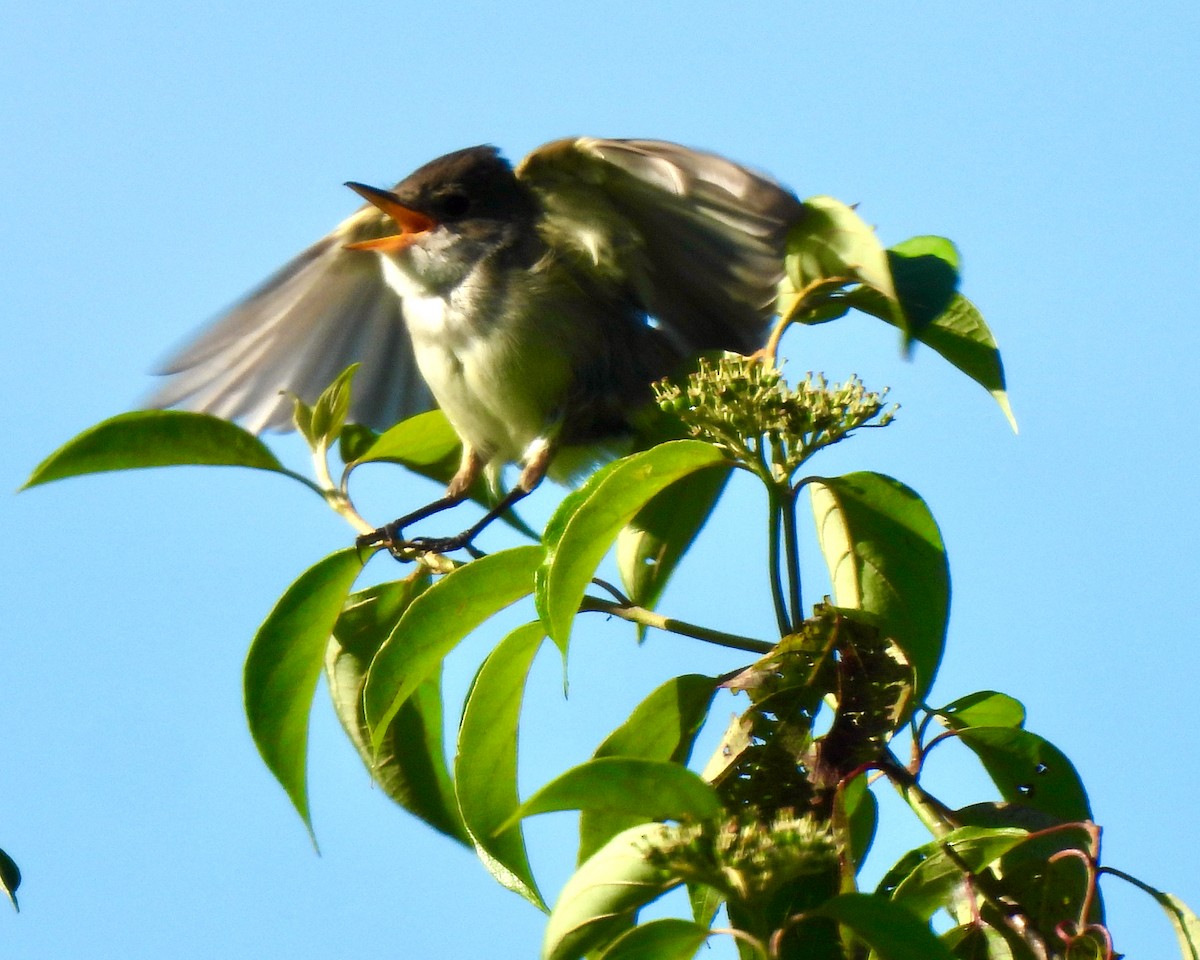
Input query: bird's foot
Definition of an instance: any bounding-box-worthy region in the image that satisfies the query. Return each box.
[404,532,475,556]
[356,522,418,562]
[356,523,480,563]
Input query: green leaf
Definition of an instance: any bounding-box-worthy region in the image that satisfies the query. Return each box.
[244,548,365,840]
[688,883,723,927]
[844,235,1014,431]
[325,574,469,844]
[337,422,378,463]
[876,826,1029,920]
[808,472,949,707]
[306,362,359,448]
[0,847,20,911]
[349,409,537,539]
[616,465,730,635]
[23,410,289,488]
[935,691,1026,731]
[582,675,718,861]
[353,408,462,468]
[504,758,722,833]
[888,236,961,340]
[538,441,727,649]
[783,196,900,331]
[542,822,681,960]
[363,544,544,748]
[918,295,1016,432]
[942,923,1021,960]
[594,675,717,763]
[956,726,1092,823]
[839,773,878,873]
[813,893,956,960]
[596,918,711,960]
[456,621,548,909]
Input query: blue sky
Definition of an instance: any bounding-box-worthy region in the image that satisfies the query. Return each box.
[4,2,1199,957]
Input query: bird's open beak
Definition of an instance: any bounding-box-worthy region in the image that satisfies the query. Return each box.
[343,182,436,251]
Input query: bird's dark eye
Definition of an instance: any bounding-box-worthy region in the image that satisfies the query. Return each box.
[438,191,471,218]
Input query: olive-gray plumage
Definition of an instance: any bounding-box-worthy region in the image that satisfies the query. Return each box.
[150,138,802,504]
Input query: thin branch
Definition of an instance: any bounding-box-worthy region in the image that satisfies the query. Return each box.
[580,596,773,654]
[780,484,803,628]
[767,490,792,637]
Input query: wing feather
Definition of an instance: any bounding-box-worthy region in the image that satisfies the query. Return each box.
[517,137,803,356]
[146,206,433,433]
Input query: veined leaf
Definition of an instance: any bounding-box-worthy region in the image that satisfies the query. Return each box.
[814,893,956,960]
[244,548,365,840]
[348,409,537,538]
[456,622,548,909]
[616,465,730,635]
[808,472,949,706]
[956,726,1092,823]
[503,758,722,833]
[363,544,544,748]
[783,195,900,332]
[876,826,1029,920]
[24,410,289,488]
[538,441,727,649]
[326,573,468,844]
[543,822,680,960]
[581,675,717,861]
[935,691,1026,731]
[595,918,711,960]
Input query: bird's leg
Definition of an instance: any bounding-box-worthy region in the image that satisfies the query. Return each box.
[356,446,484,554]
[403,439,554,556]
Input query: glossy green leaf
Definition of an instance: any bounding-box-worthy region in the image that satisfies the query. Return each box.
[596,918,711,960]
[956,726,1091,823]
[363,544,544,748]
[325,574,469,844]
[353,408,462,468]
[942,923,1020,960]
[23,410,289,488]
[307,362,359,448]
[888,236,961,340]
[543,822,680,960]
[808,471,949,706]
[839,773,878,873]
[783,195,900,331]
[688,883,723,927]
[0,847,20,911]
[505,758,722,833]
[348,409,536,538]
[538,441,727,648]
[919,295,1016,432]
[814,893,956,960]
[581,675,718,861]
[616,466,730,633]
[876,826,1028,920]
[244,548,365,839]
[594,675,717,763]
[954,807,1101,931]
[936,691,1026,731]
[845,235,1014,431]
[456,621,548,909]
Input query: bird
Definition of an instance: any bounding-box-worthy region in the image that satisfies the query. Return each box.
[148,137,804,552]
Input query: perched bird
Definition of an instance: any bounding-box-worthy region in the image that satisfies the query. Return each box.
[150,137,804,551]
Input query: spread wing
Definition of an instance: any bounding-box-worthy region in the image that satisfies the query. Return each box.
[517,137,803,357]
[146,205,434,433]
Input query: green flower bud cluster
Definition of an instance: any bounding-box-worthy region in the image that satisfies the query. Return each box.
[641,811,838,902]
[654,356,897,481]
